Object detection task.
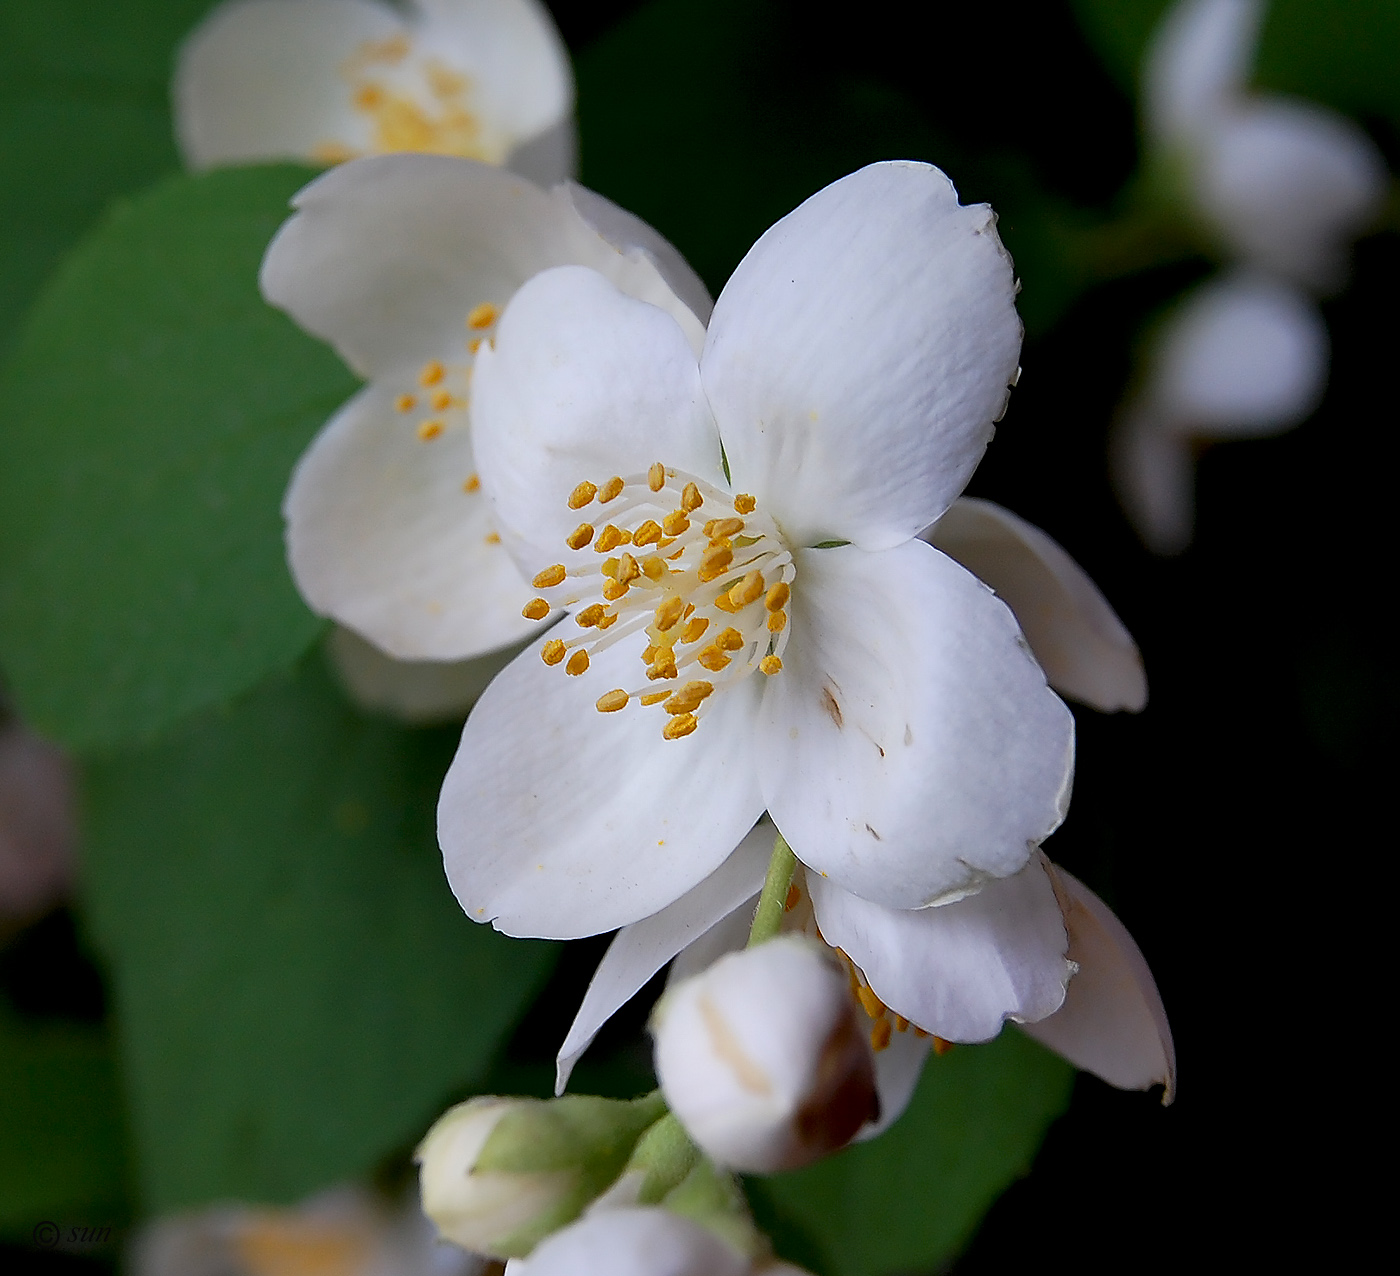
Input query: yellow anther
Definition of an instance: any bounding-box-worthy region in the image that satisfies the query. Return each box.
[521,598,550,621]
[683,602,695,619]
[467,302,498,330]
[577,604,607,628]
[468,338,482,354]
[311,141,357,165]
[715,627,744,652]
[485,531,501,545]
[932,1035,954,1055]
[648,462,666,491]
[662,510,690,536]
[642,556,667,581]
[697,546,733,582]
[599,476,625,503]
[602,578,629,601]
[395,394,416,413]
[712,591,740,614]
[642,644,657,664]
[430,390,454,411]
[871,1017,893,1052]
[532,564,566,589]
[680,482,703,513]
[566,649,590,676]
[541,639,566,666]
[596,612,619,630]
[419,360,445,386]
[595,525,631,552]
[355,84,386,110]
[760,655,782,675]
[463,473,481,493]
[734,494,757,514]
[767,611,787,633]
[596,689,629,713]
[785,882,801,911]
[663,713,698,740]
[601,557,620,578]
[647,655,678,681]
[765,582,790,611]
[616,553,641,584]
[727,571,765,608]
[640,691,670,706]
[680,616,710,644]
[697,646,731,672]
[664,681,714,714]
[568,481,598,509]
[704,517,745,539]
[894,1015,910,1033]
[566,523,595,550]
[654,596,685,631]
[417,420,444,440]
[855,983,887,1021]
[633,520,663,547]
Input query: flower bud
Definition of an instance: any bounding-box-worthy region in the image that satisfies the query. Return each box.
[417,1092,664,1259]
[512,1206,750,1276]
[651,936,878,1173]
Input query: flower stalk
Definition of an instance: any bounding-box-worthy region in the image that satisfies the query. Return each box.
[746,832,796,948]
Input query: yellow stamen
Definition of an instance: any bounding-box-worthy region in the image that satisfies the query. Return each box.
[640,691,670,706]
[856,983,887,1021]
[595,525,630,553]
[468,337,482,354]
[541,639,566,666]
[569,481,598,509]
[463,473,481,492]
[785,882,801,911]
[596,689,629,713]
[566,523,595,550]
[734,494,757,514]
[715,627,744,652]
[704,517,745,539]
[430,390,453,411]
[577,604,607,628]
[648,462,666,491]
[642,556,667,581]
[419,360,445,386]
[521,598,550,621]
[680,616,710,644]
[566,649,590,676]
[697,646,731,672]
[395,394,416,413]
[767,611,787,633]
[602,578,629,601]
[765,582,790,611]
[663,713,698,740]
[647,653,678,680]
[467,302,497,330]
[355,84,385,110]
[664,681,714,714]
[697,546,733,582]
[712,591,741,614]
[680,482,703,513]
[596,612,619,630]
[654,597,685,631]
[485,531,501,545]
[417,420,444,440]
[633,520,663,547]
[727,571,765,608]
[871,1017,893,1052]
[662,510,690,536]
[533,564,566,588]
[932,1036,954,1055]
[760,655,782,675]
[894,1015,910,1033]
[599,476,625,502]
[616,553,641,584]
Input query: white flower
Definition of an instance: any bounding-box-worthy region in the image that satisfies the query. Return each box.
[260,153,711,695]
[501,1207,752,1276]
[1145,0,1385,290]
[442,160,1079,943]
[175,0,575,184]
[651,936,878,1173]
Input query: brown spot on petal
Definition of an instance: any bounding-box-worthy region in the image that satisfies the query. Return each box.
[822,687,843,729]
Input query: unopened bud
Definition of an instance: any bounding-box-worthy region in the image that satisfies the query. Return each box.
[417,1092,663,1258]
[513,1205,750,1276]
[651,936,878,1173]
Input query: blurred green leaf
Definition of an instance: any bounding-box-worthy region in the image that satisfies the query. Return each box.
[1071,0,1400,127]
[81,654,557,1212]
[751,1030,1073,1276]
[0,165,354,751]
[0,1003,130,1236]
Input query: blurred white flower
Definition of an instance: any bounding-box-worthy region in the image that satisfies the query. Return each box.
[441,161,1077,945]
[0,716,75,930]
[501,1206,751,1276]
[260,153,710,718]
[1117,0,1387,553]
[176,0,575,183]
[650,936,877,1173]
[132,1186,482,1276]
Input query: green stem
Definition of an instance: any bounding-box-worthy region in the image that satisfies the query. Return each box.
[747,831,796,947]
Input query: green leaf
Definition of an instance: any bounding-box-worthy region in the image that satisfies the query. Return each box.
[751,1030,1074,1276]
[0,165,356,751]
[0,1004,130,1237]
[80,655,557,1212]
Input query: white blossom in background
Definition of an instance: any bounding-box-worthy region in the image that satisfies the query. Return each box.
[651,936,878,1173]
[0,717,75,931]
[260,153,711,719]
[175,0,575,184]
[1115,0,1387,553]
[443,160,1079,947]
[132,1186,483,1276]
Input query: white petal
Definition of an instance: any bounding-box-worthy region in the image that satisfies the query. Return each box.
[1144,0,1262,143]
[438,632,765,939]
[1022,868,1176,1102]
[1151,271,1328,438]
[326,625,525,723]
[1109,404,1197,557]
[857,1024,931,1142]
[284,379,539,661]
[1197,101,1386,288]
[809,859,1070,1044]
[923,498,1147,713]
[472,266,724,574]
[506,117,577,186]
[702,161,1022,550]
[759,541,1075,910]
[174,0,403,170]
[554,824,772,1094]
[261,155,705,380]
[411,0,573,160]
[517,1208,748,1276]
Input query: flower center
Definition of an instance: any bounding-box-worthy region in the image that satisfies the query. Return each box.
[312,35,503,165]
[522,463,795,740]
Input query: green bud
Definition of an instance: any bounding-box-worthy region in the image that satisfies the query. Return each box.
[417,1091,665,1259]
